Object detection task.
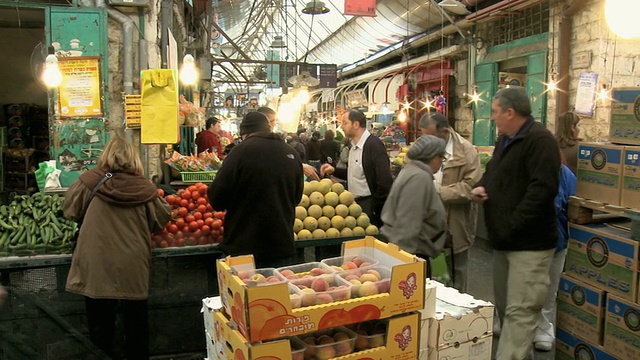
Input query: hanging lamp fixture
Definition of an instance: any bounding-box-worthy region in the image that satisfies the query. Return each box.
[42,50,62,88]
[302,1,330,15]
[270,35,287,48]
[180,54,198,85]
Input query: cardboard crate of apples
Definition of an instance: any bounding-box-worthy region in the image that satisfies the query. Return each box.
[216,237,425,342]
[151,183,224,249]
[295,179,379,240]
[210,305,420,360]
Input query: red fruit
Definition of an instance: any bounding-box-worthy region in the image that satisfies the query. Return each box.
[185,215,196,223]
[204,217,214,226]
[159,240,169,248]
[175,218,185,228]
[182,226,190,234]
[177,207,188,218]
[187,203,196,211]
[196,219,204,228]
[192,191,201,201]
[201,225,211,233]
[187,185,197,193]
[181,190,191,200]
[198,237,208,246]
[193,212,203,221]
[197,204,207,214]
[176,238,186,247]
[188,221,199,232]
[212,220,223,230]
[214,211,225,219]
[179,199,189,208]
[167,224,178,234]
[157,188,165,197]
[198,185,207,196]
[206,204,213,211]
[203,212,213,219]
[165,194,176,205]
[196,197,207,206]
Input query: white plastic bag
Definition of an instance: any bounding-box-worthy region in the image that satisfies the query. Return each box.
[44,169,62,190]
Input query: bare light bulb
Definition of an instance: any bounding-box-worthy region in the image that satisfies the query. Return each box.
[470,91,481,103]
[296,87,310,104]
[546,79,557,93]
[398,111,407,122]
[180,54,198,85]
[403,100,411,110]
[598,85,609,102]
[42,54,62,88]
[605,0,640,39]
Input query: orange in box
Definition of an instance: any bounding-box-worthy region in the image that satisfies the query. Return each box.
[216,237,426,342]
[213,308,421,360]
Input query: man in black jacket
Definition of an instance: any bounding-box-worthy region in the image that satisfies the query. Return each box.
[208,112,303,268]
[471,87,560,360]
[320,109,392,227]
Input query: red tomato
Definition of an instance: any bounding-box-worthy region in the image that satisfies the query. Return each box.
[197,205,207,214]
[203,212,213,219]
[206,204,213,211]
[176,238,186,247]
[165,195,176,205]
[198,185,208,196]
[217,235,224,243]
[182,225,190,234]
[212,220,222,230]
[177,207,188,218]
[159,240,169,248]
[188,221,199,232]
[204,217,214,226]
[211,229,220,237]
[181,190,192,200]
[196,197,208,206]
[198,237,209,246]
[187,203,196,211]
[192,191,201,201]
[185,215,195,223]
[175,218,185,228]
[214,211,225,219]
[157,188,165,197]
[219,227,224,235]
[196,219,204,228]
[179,199,189,208]
[193,212,203,221]
[168,224,178,234]
[201,225,211,233]
[151,241,156,249]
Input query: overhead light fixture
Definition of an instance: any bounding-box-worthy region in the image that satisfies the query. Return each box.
[270,35,286,48]
[180,54,198,85]
[398,111,407,122]
[437,0,470,15]
[302,1,330,15]
[598,84,610,102]
[546,74,558,93]
[42,53,62,88]
[380,102,391,114]
[605,0,640,39]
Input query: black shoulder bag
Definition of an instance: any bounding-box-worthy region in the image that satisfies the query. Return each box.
[71,172,112,250]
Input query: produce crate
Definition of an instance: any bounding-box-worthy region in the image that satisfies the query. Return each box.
[3,153,34,172]
[180,171,217,183]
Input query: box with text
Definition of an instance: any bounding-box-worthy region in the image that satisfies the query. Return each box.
[556,273,606,345]
[576,143,624,205]
[604,294,640,360]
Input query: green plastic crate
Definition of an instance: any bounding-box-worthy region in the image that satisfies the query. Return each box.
[180,171,217,183]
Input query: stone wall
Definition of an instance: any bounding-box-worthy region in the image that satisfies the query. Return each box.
[453,58,474,139]
[547,0,640,142]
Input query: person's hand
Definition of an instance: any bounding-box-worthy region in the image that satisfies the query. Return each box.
[470,186,488,204]
[0,285,7,308]
[320,163,335,178]
[302,163,320,181]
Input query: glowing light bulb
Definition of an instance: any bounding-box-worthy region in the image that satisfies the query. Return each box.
[296,87,310,104]
[42,54,62,88]
[546,79,557,92]
[398,111,407,122]
[180,54,198,85]
[470,91,481,103]
[370,103,378,112]
[403,100,411,110]
[605,0,640,39]
[598,85,609,102]
[380,102,391,113]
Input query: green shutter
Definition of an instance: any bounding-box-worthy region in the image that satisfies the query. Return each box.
[473,62,497,146]
[527,51,548,124]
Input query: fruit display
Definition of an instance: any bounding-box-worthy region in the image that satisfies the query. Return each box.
[298,327,357,360]
[295,179,379,240]
[164,150,221,172]
[151,183,224,249]
[289,336,306,360]
[337,266,392,298]
[231,267,286,286]
[348,319,388,351]
[391,146,409,166]
[320,255,379,271]
[0,193,75,256]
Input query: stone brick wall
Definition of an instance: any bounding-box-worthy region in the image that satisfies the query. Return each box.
[547,0,640,142]
[453,58,474,139]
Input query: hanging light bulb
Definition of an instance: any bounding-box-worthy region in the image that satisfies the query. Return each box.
[380,102,391,113]
[598,84,610,102]
[295,86,310,104]
[403,100,411,110]
[397,111,407,122]
[422,98,434,110]
[605,0,640,39]
[180,54,198,85]
[42,54,62,88]
[370,102,378,112]
[546,75,558,93]
[470,87,481,103]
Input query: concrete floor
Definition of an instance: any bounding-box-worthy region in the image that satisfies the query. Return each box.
[467,238,555,360]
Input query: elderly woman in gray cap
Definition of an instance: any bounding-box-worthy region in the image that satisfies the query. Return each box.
[381,135,448,270]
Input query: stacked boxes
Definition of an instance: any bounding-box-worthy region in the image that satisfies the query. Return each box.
[604,294,640,359]
[556,274,606,345]
[622,147,640,208]
[576,143,624,205]
[609,87,640,146]
[419,281,494,360]
[204,237,426,360]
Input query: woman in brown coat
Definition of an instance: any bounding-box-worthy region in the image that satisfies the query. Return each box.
[555,111,581,174]
[64,134,171,359]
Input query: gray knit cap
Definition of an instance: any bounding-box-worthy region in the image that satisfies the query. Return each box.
[407,135,446,162]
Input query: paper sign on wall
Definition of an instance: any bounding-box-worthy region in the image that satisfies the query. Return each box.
[57,56,103,118]
[575,72,598,117]
[344,0,377,17]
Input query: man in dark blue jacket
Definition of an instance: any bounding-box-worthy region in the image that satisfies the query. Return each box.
[471,87,560,359]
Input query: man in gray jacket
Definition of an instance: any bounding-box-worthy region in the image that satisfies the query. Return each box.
[381,135,448,265]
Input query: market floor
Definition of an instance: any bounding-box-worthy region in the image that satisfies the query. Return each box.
[467,238,555,360]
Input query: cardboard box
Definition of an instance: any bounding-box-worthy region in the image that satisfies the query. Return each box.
[610,87,640,146]
[419,334,492,360]
[576,142,624,205]
[556,328,617,360]
[202,296,223,340]
[622,146,640,207]
[427,285,494,349]
[556,274,606,345]
[213,309,421,360]
[205,332,217,360]
[420,279,440,320]
[604,293,640,360]
[565,223,638,302]
[216,237,426,342]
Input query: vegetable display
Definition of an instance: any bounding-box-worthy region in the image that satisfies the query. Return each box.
[0,193,76,256]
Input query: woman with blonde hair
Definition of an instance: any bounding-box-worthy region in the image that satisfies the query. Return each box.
[555,111,581,174]
[64,133,171,359]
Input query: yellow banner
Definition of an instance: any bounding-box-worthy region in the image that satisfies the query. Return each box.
[57,56,103,118]
[140,69,179,144]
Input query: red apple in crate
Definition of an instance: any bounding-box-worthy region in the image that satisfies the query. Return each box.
[351,256,365,267]
[330,285,350,301]
[311,278,329,292]
[358,282,379,297]
[280,269,295,278]
[377,278,391,293]
[300,288,316,307]
[333,332,353,356]
[309,267,327,276]
[316,293,333,304]
[355,330,369,351]
[265,276,281,283]
[341,261,358,270]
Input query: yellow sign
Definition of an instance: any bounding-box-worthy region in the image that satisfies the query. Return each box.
[125,95,142,129]
[58,56,103,118]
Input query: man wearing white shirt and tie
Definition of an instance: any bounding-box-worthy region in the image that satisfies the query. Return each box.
[420,113,482,292]
[321,109,392,227]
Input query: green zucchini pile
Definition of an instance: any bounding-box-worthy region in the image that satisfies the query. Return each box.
[0,193,77,256]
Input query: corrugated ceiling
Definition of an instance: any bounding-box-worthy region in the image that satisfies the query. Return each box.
[213,0,450,68]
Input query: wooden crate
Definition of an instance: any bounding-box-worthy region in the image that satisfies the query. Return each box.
[3,154,34,172]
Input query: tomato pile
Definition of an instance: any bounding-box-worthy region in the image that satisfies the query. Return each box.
[151,182,225,249]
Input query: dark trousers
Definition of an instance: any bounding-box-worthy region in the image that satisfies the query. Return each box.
[85,297,149,360]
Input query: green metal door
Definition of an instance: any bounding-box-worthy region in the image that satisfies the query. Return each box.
[527,51,547,124]
[473,62,497,146]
